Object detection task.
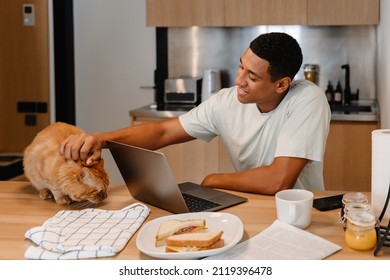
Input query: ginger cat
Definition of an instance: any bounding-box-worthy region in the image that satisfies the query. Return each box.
[23,122,109,206]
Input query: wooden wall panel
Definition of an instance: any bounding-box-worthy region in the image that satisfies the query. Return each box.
[0,0,50,153]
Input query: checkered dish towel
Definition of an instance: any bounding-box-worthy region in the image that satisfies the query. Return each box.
[24,203,150,259]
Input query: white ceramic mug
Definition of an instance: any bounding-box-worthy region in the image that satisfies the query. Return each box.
[275,189,314,229]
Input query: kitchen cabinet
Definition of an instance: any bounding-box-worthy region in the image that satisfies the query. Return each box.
[131,115,234,184]
[146,0,224,27]
[307,0,379,25]
[146,0,379,26]
[224,0,307,26]
[323,121,380,192]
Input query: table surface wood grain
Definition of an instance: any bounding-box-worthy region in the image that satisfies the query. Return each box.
[1,181,389,260]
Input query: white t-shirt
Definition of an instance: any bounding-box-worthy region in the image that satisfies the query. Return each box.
[179,80,331,191]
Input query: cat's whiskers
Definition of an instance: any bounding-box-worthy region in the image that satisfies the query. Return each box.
[72,200,95,209]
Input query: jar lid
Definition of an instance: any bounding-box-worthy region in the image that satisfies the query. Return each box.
[345,202,371,212]
[303,64,319,71]
[342,192,368,205]
[346,210,376,227]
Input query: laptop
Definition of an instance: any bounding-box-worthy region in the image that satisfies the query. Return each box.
[107,140,247,213]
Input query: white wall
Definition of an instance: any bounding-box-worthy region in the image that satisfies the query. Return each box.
[73,0,156,183]
[378,0,390,128]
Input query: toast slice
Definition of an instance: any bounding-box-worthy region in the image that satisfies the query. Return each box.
[155,219,206,247]
[165,230,224,252]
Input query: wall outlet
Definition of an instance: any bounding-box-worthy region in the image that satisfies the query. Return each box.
[25,114,37,126]
[23,4,35,26]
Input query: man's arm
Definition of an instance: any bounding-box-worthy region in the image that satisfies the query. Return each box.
[60,118,194,165]
[200,156,309,195]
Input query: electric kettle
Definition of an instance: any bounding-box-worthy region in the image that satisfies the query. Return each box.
[201,69,221,102]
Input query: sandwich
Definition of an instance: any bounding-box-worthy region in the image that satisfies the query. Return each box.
[165,230,224,252]
[155,219,206,247]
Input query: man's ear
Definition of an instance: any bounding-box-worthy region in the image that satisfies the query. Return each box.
[275,77,292,94]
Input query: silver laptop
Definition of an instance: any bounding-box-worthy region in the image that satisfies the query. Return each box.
[107,140,247,213]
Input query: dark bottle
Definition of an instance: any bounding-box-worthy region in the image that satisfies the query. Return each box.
[325,81,334,105]
[334,81,343,105]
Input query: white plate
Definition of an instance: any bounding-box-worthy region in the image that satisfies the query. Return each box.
[136,212,243,259]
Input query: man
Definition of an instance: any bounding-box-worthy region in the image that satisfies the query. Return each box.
[60,32,331,195]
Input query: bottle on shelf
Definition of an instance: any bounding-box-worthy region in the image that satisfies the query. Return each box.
[325,81,334,105]
[334,81,343,105]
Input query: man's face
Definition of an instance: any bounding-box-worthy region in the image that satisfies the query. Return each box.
[234,48,284,112]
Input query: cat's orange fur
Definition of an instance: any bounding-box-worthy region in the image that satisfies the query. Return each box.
[23,122,110,205]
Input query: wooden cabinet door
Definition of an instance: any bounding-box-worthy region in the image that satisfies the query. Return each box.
[146,0,379,27]
[0,0,50,153]
[307,0,379,25]
[146,0,224,27]
[224,0,307,26]
[323,121,379,192]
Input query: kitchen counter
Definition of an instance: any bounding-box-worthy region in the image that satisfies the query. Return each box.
[130,104,193,119]
[330,99,380,122]
[130,99,380,122]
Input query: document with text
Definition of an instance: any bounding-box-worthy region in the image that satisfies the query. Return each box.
[206,219,342,260]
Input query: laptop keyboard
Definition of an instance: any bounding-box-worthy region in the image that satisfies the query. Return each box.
[182,193,221,212]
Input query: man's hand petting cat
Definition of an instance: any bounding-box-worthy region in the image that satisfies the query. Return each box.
[59,133,105,166]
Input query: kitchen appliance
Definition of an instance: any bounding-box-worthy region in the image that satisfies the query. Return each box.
[201,69,221,102]
[164,77,202,105]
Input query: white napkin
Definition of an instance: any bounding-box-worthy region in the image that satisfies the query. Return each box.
[24,203,150,259]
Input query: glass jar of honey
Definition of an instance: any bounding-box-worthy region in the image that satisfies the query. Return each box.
[303,64,320,85]
[345,209,377,251]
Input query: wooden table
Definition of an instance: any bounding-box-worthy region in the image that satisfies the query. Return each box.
[0,181,389,260]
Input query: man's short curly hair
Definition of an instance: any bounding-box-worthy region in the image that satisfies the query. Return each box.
[249,32,303,82]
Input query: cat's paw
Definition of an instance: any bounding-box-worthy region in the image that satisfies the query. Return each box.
[39,189,53,200]
[56,195,73,205]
